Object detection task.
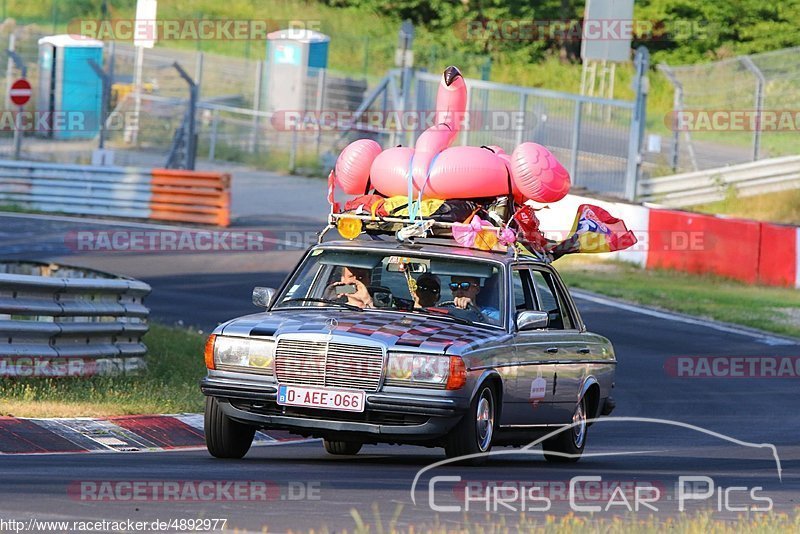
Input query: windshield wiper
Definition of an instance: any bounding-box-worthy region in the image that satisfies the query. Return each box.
[279,297,363,312]
[419,307,474,326]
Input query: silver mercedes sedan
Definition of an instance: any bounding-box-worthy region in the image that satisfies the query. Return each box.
[200,239,616,464]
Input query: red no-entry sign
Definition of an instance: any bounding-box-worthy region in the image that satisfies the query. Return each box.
[10,79,32,106]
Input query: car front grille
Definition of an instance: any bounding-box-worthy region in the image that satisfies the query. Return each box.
[274,338,385,392]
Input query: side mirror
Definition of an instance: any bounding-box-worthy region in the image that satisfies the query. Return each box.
[252,287,276,308]
[516,310,549,331]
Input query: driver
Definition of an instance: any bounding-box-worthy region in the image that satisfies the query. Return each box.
[449,276,500,323]
[325,267,374,309]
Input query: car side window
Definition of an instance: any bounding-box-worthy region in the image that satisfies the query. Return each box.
[512,269,526,311]
[530,269,572,330]
[512,268,537,311]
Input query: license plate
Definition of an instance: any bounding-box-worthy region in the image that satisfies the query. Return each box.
[277,384,366,413]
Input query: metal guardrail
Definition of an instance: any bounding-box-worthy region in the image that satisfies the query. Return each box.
[0,160,153,218]
[638,155,800,207]
[0,160,231,226]
[0,262,151,377]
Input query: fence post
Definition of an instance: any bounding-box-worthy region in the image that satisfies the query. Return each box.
[741,55,765,161]
[670,83,683,172]
[173,62,198,170]
[569,100,582,185]
[289,126,298,173]
[194,52,204,100]
[413,74,423,144]
[6,49,27,160]
[209,108,218,161]
[515,93,527,146]
[87,59,110,149]
[316,67,326,156]
[625,46,649,202]
[464,84,472,147]
[250,59,263,154]
[5,32,15,110]
[659,63,700,173]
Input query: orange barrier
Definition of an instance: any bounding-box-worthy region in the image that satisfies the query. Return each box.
[149,169,231,227]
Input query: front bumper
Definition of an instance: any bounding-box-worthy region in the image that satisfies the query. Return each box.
[200,376,469,443]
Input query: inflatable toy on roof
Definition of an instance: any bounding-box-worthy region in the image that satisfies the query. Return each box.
[333,66,571,204]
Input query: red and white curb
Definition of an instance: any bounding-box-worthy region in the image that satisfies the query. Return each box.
[0,414,311,455]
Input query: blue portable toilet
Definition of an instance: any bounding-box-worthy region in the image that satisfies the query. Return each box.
[264,29,330,113]
[37,35,104,140]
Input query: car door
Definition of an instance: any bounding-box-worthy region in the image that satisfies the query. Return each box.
[528,266,590,423]
[505,266,561,426]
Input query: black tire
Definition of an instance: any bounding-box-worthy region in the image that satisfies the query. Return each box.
[204,397,256,459]
[444,384,496,465]
[543,396,587,463]
[323,439,362,455]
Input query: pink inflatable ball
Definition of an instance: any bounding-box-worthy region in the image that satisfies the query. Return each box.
[510,142,571,203]
[334,139,383,195]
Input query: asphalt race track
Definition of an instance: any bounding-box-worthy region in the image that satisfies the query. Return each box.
[0,213,798,530]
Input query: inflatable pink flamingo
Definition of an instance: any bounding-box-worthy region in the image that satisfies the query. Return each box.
[334,66,571,204]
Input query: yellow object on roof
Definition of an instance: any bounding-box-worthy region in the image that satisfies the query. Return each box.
[383,196,445,217]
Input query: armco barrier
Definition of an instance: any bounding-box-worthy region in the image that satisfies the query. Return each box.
[0,262,151,377]
[638,155,800,207]
[0,161,230,227]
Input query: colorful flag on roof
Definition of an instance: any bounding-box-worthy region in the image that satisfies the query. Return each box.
[549,204,638,257]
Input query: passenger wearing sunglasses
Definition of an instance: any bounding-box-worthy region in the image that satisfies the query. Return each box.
[447,276,501,323]
[412,273,441,309]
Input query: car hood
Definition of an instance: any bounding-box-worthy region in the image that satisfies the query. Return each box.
[219,308,508,354]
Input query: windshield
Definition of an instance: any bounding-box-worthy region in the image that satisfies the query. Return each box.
[273,248,505,327]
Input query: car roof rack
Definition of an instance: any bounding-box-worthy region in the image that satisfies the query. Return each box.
[320,212,551,263]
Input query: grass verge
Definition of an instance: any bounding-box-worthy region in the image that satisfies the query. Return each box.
[557,256,800,339]
[691,189,800,226]
[0,324,207,418]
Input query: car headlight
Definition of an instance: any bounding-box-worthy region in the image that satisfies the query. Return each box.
[211,335,275,375]
[385,353,466,389]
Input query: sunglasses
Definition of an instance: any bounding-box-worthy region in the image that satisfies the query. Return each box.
[418,284,440,294]
[449,281,477,290]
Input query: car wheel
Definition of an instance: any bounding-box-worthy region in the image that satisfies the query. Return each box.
[444,383,496,465]
[204,397,256,459]
[543,396,587,463]
[323,439,363,455]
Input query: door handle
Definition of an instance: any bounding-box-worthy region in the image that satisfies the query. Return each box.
[545,347,559,354]
[578,347,591,354]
